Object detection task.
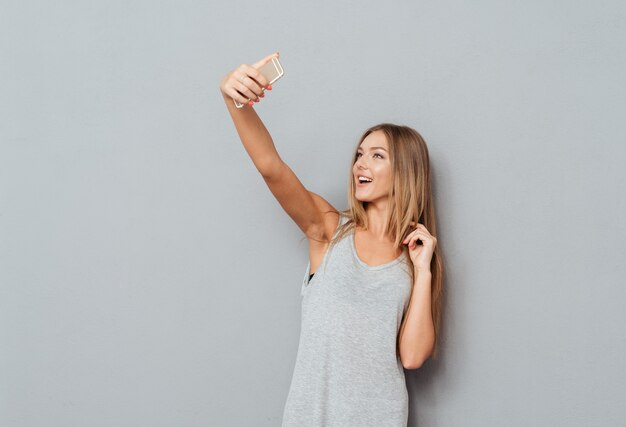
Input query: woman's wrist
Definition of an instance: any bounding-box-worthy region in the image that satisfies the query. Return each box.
[414,268,432,276]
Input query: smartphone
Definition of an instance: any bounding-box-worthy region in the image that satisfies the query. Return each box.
[234,56,284,108]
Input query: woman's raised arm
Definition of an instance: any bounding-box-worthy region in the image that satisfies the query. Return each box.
[220,52,282,178]
[219,53,336,240]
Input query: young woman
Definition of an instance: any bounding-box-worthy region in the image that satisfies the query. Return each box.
[220,52,444,426]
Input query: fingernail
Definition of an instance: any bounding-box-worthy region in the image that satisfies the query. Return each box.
[254,98,259,102]
[267,84,272,90]
[260,93,264,97]
[248,101,254,106]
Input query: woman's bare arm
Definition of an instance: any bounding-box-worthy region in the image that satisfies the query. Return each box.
[219,53,336,240]
[221,90,282,178]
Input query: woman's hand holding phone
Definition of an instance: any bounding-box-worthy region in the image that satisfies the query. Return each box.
[220,52,280,108]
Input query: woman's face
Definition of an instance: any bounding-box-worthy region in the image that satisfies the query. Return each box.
[352,130,393,203]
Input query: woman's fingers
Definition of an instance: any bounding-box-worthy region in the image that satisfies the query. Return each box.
[405,231,436,249]
[402,221,436,248]
[404,227,426,243]
[404,231,422,246]
[236,65,269,101]
[227,85,250,105]
[242,64,269,93]
[233,79,259,102]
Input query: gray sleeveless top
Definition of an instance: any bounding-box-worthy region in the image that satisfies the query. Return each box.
[282,215,414,426]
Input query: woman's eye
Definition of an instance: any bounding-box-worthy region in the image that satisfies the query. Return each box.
[356,152,384,159]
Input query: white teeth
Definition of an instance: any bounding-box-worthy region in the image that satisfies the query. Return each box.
[358,176,373,183]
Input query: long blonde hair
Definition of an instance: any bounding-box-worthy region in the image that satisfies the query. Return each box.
[309,123,445,360]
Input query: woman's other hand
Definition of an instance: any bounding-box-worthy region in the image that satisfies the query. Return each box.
[403,221,437,272]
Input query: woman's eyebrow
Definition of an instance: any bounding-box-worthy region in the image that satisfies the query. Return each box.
[357,146,388,152]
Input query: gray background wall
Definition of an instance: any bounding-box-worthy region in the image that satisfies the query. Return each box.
[1,1,625,426]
